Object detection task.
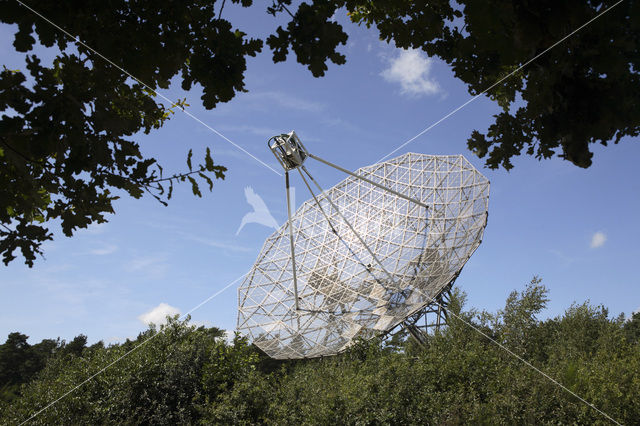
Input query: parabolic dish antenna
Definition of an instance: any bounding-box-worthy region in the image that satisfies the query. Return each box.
[238,132,490,359]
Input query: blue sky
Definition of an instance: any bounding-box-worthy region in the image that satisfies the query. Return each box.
[2,5,639,345]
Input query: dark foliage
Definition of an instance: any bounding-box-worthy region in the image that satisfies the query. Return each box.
[3,1,638,265]
[273,0,640,170]
[1,279,638,424]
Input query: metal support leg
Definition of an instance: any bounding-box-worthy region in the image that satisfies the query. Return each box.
[308,152,428,209]
[395,282,455,346]
[285,171,300,311]
[404,322,427,346]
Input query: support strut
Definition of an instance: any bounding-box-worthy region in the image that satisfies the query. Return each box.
[308,152,428,209]
[300,166,396,285]
[285,171,300,311]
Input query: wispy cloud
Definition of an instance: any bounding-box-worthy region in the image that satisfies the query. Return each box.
[181,233,253,252]
[319,116,365,135]
[381,49,441,97]
[549,249,578,267]
[139,220,253,253]
[174,228,252,252]
[216,124,281,138]
[125,254,169,279]
[90,244,118,256]
[247,91,325,113]
[25,273,131,322]
[82,222,108,235]
[126,255,167,271]
[138,303,180,326]
[590,231,607,249]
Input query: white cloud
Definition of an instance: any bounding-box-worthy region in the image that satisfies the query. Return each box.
[590,231,607,249]
[223,329,235,344]
[138,303,181,326]
[626,307,640,322]
[90,244,118,255]
[381,49,440,97]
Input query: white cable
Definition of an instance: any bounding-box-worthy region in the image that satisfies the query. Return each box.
[377,0,624,163]
[372,2,626,422]
[418,293,622,425]
[13,0,281,177]
[20,273,246,425]
[13,0,625,423]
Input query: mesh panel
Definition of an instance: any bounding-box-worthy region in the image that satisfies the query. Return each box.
[238,153,490,359]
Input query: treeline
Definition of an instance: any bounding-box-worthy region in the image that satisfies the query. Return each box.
[1,278,639,425]
[0,332,93,404]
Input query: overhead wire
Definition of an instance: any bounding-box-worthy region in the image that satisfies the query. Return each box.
[422,296,622,425]
[19,273,247,425]
[295,165,621,423]
[289,155,622,423]
[370,2,626,421]
[11,0,627,424]
[295,158,619,423]
[376,0,625,163]
[13,0,282,177]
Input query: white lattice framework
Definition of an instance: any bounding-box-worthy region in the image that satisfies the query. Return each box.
[238,153,490,359]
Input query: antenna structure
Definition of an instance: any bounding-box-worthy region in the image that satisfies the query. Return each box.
[238,131,490,359]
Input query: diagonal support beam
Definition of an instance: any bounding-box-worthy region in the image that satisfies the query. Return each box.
[403,322,427,346]
[297,167,393,293]
[307,152,428,209]
[300,166,396,285]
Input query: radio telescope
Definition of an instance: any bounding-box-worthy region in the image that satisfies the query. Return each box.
[237,131,490,359]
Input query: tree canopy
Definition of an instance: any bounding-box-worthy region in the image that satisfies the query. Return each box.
[0,0,250,265]
[269,0,639,169]
[2,0,638,265]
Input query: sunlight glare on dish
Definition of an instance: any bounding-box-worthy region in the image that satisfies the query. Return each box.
[238,133,490,359]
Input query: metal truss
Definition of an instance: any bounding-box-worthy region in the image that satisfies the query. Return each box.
[401,281,454,346]
[238,133,490,359]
